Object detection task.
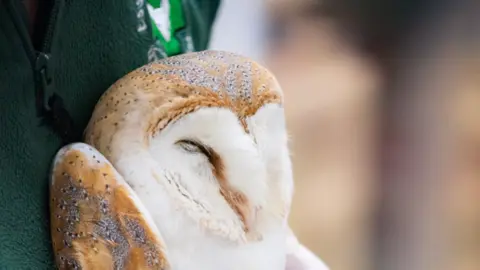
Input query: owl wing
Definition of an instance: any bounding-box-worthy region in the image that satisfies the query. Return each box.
[285,228,330,270]
[49,142,170,270]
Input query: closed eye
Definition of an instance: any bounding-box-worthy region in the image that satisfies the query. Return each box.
[175,139,224,179]
[176,139,212,158]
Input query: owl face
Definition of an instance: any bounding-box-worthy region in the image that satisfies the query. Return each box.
[84,50,293,243]
[150,103,292,239]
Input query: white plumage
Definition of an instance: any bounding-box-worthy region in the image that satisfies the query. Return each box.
[49,50,328,270]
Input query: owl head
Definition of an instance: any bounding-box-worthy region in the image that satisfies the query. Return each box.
[84,50,294,243]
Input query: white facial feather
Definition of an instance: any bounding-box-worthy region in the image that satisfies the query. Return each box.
[75,50,294,270]
[247,104,294,223]
[153,107,267,205]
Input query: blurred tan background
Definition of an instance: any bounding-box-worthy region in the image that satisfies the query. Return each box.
[210,1,480,270]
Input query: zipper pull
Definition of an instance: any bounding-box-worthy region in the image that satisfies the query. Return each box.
[34,52,76,144]
[34,52,53,116]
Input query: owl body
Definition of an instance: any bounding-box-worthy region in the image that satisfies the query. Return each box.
[50,51,294,269]
[152,206,287,270]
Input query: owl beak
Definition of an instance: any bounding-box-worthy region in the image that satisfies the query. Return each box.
[244,205,261,232]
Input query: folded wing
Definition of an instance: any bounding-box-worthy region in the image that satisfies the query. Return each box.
[49,143,170,270]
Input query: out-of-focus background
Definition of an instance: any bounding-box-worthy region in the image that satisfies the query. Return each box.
[210,1,480,270]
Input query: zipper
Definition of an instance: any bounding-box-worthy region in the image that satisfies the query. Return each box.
[40,0,64,53]
[34,52,52,116]
[6,0,76,144]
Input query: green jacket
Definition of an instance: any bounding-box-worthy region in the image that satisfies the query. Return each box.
[0,0,220,268]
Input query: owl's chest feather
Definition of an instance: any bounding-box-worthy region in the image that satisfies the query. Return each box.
[164,216,287,270]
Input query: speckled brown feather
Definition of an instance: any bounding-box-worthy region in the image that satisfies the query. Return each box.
[84,50,283,155]
[50,145,169,269]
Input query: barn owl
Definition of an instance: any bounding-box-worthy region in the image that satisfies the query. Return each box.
[49,50,328,270]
